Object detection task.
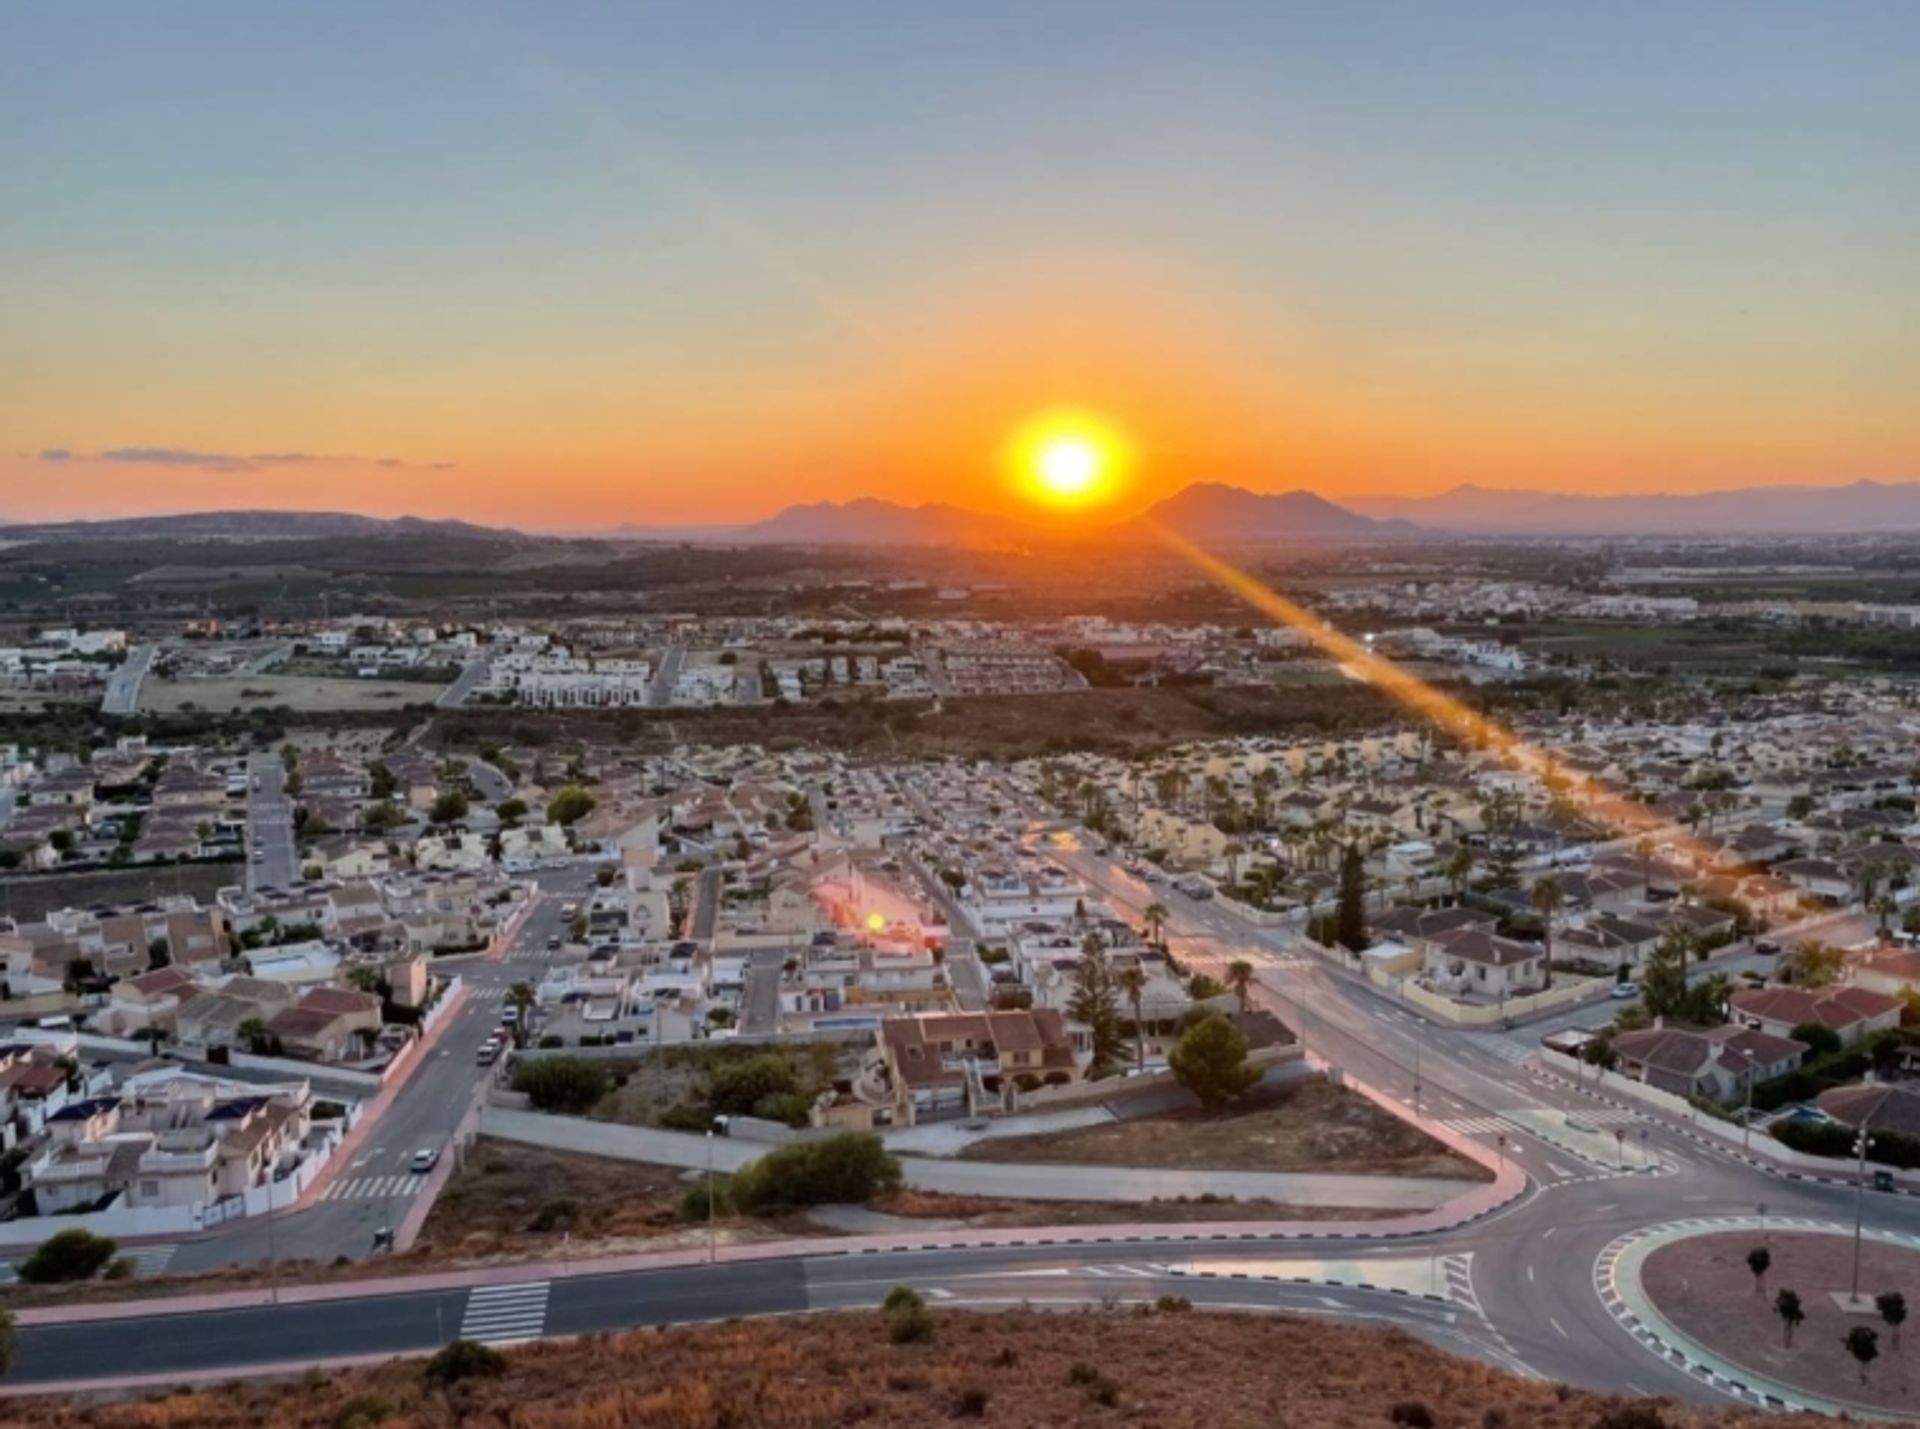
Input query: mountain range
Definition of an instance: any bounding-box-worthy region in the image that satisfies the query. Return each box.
[1345,479,1920,535]
[8,478,1920,547]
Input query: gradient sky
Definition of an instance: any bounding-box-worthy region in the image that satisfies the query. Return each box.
[3,1,1915,528]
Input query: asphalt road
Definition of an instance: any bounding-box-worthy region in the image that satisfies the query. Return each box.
[167,865,604,1274]
[21,836,1920,1409]
[99,642,156,716]
[245,756,298,892]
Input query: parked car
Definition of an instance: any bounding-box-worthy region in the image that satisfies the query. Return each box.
[1611,981,1640,1000]
[1755,940,1782,955]
[476,1041,499,1066]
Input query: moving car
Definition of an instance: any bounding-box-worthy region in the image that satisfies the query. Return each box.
[410,1147,440,1174]
[1610,980,1640,1000]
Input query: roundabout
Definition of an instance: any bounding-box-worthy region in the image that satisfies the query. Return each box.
[1597,1216,1920,1419]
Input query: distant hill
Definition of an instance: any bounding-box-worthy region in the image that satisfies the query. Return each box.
[2,510,518,542]
[1347,479,1920,535]
[1131,483,1395,541]
[731,498,1035,548]
[610,485,1397,548]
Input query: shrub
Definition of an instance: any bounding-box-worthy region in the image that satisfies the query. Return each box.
[1591,1407,1667,1429]
[19,1228,118,1284]
[707,1053,799,1117]
[883,1285,924,1312]
[332,1394,397,1428]
[1390,1404,1436,1428]
[679,1180,733,1221]
[955,1385,989,1417]
[1155,1294,1193,1313]
[104,1255,136,1280]
[510,1056,612,1115]
[730,1133,902,1212]
[888,1305,935,1344]
[423,1338,507,1386]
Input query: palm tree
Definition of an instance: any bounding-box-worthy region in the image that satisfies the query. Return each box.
[1633,836,1656,897]
[1143,902,1170,949]
[1530,876,1563,991]
[1226,959,1255,1014]
[1224,839,1244,888]
[506,980,537,1046]
[1444,845,1474,905]
[1117,965,1148,1071]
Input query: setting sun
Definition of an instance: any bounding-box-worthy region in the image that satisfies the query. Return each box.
[1008,410,1133,511]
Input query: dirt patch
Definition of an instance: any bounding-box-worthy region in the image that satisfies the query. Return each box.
[867,1187,1404,1226]
[141,674,446,714]
[1641,1229,1920,1412]
[6,1306,1825,1427]
[960,1074,1489,1180]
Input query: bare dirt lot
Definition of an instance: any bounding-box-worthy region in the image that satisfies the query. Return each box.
[960,1075,1489,1181]
[141,673,446,714]
[1642,1229,1920,1413]
[8,1306,1826,1427]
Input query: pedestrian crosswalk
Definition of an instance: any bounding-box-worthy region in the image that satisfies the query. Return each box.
[1078,1263,1168,1280]
[1481,1040,1534,1065]
[459,1280,551,1345]
[1444,1115,1511,1138]
[121,1242,178,1276]
[321,1173,427,1202]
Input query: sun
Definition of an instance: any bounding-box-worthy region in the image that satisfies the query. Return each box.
[1038,436,1102,497]
[1008,410,1132,511]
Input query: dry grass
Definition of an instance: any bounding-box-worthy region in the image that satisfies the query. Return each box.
[3,1307,1828,1428]
[962,1074,1490,1181]
[141,674,444,713]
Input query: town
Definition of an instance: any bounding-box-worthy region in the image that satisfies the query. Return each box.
[0,521,1918,1419]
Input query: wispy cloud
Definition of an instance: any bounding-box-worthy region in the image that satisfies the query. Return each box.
[31,447,453,473]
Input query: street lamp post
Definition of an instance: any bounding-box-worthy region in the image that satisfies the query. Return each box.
[1412,1040,1422,1121]
[1851,1121,1875,1304]
[705,1127,717,1265]
[1741,1050,1757,1154]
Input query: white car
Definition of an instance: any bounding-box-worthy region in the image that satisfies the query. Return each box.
[410,1147,440,1175]
[1610,981,1640,1000]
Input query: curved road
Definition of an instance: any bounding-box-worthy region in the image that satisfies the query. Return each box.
[9,836,1917,1411]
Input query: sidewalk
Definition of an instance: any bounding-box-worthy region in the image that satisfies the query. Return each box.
[15,1154,1525,1329]
[479,1107,1490,1211]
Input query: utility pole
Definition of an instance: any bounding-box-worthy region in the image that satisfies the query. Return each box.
[705,1127,717,1265]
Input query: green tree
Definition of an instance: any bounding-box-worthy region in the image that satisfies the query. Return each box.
[1068,935,1125,1074]
[505,981,537,1045]
[1746,1245,1771,1296]
[1142,902,1170,948]
[1878,1290,1906,1350]
[1116,965,1148,1070]
[1226,959,1255,1014]
[1775,1288,1804,1347]
[1168,1014,1261,1110]
[496,797,528,825]
[510,1056,612,1114]
[1530,875,1562,990]
[429,789,469,825]
[1843,1324,1879,1384]
[547,785,597,827]
[1335,843,1368,951]
[18,1229,118,1284]
[1444,845,1474,904]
